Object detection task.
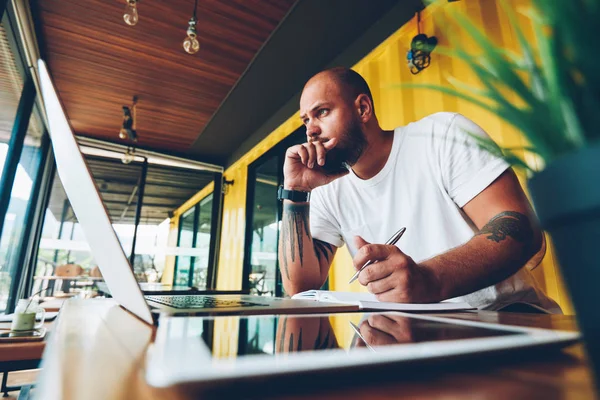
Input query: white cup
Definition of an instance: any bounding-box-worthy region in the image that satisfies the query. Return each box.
[11,299,45,332]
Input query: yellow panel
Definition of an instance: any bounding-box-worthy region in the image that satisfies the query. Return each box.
[161,218,180,284]
[181,0,571,313]
[173,182,215,219]
[212,317,240,358]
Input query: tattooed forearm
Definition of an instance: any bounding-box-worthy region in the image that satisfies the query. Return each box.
[315,329,332,350]
[477,211,533,247]
[313,239,334,264]
[281,203,310,279]
[279,317,287,353]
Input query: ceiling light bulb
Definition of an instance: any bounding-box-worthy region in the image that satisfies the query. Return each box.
[183,35,200,54]
[123,0,139,26]
[183,18,199,54]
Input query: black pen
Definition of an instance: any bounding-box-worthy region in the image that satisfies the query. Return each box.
[348,227,406,284]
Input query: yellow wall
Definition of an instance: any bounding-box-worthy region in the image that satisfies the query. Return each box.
[175,0,574,313]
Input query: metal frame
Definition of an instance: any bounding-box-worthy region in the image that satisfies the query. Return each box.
[172,209,186,285]
[206,173,223,289]
[187,201,200,287]
[129,157,148,266]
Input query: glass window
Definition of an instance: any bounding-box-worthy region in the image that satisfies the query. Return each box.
[174,206,195,287]
[192,194,213,288]
[174,192,214,289]
[238,317,277,356]
[0,109,44,312]
[247,157,279,296]
[32,171,98,298]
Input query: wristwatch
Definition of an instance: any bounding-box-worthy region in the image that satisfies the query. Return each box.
[277,186,311,202]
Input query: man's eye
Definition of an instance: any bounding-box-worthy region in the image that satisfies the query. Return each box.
[318,109,329,117]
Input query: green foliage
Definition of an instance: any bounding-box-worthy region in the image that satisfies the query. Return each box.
[399,0,600,172]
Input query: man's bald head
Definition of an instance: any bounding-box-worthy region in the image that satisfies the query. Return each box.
[305,67,374,110]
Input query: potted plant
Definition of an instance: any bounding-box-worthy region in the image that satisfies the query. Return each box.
[405,0,600,386]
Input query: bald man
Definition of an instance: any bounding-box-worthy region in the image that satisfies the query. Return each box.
[277,67,560,312]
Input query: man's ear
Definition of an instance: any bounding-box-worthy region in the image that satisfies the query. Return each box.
[355,94,373,122]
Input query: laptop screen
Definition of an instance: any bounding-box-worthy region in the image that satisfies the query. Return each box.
[147,311,578,390]
[160,312,520,360]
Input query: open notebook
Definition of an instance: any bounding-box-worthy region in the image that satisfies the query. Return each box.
[291,290,475,311]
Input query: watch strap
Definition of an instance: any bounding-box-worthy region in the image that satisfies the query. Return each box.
[277,186,311,202]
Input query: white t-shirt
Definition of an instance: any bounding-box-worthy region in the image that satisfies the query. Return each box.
[310,112,560,312]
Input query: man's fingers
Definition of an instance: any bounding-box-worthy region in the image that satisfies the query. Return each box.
[353,244,394,270]
[302,143,317,168]
[353,236,370,253]
[367,314,413,343]
[322,137,338,150]
[314,141,326,166]
[359,321,396,346]
[297,145,309,165]
[357,262,393,286]
[366,275,395,294]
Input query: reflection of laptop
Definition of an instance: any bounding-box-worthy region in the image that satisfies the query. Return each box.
[37,59,356,325]
[146,312,579,391]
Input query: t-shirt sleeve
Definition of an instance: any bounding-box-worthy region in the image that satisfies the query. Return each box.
[438,113,510,208]
[308,187,344,248]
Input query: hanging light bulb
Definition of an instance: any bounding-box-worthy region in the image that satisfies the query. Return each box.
[183,0,200,54]
[123,0,139,26]
[122,147,136,164]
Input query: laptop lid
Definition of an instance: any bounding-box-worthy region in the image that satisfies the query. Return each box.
[38,59,154,325]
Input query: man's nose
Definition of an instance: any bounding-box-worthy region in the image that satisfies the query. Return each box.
[306,121,321,139]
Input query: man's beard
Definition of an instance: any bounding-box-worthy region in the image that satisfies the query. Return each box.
[325,118,367,170]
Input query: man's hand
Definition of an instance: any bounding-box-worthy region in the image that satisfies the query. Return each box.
[353,236,441,303]
[283,138,349,192]
[356,315,414,347]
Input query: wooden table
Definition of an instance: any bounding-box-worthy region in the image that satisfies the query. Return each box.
[0,319,53,396]
[35,299,598,400]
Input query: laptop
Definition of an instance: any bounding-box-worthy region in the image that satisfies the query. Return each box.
[37,59,357,325]
[145,311,579,391]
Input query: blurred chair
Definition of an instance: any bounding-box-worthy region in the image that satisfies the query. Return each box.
[54,264,84,295]
[90,266,103,278]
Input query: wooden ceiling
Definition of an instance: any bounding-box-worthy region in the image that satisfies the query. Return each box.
[32,0,420,164]
[33,0,296,156]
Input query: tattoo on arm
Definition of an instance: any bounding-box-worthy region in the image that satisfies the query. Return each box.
[281,203,310,280]
[279,317,287,353]
[314,330,334,350]
[313,239,334,265]
[477,211,533,247]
